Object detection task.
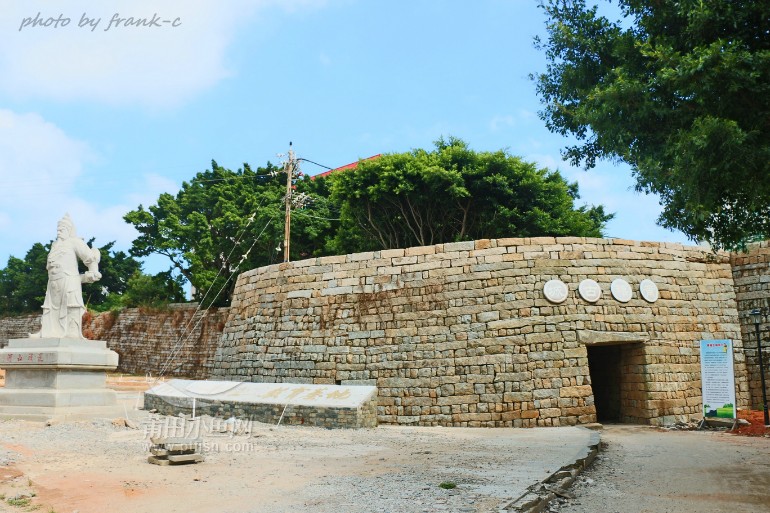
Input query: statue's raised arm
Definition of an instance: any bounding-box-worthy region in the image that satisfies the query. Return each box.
[36,214,101,339]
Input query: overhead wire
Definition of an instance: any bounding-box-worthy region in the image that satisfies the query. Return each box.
[297,157,333,170]
[0,157,337,201]
[154,187,275,378]
[154,213,276,379]
[121,152,340,381]
[292,211,341,221]
[153,155,339,381]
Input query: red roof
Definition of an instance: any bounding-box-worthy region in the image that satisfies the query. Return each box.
[313,154,381,180]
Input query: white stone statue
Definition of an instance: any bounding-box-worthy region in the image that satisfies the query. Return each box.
[35,214,101,339]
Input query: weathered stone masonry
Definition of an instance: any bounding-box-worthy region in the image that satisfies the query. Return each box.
[731,241,770,411]
[211,237,750,427]
[0,305,227,380]
[2,239,767,426]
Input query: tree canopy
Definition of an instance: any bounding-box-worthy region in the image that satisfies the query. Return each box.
[0,243,48,314]
[0,240,175,314]
[533,0,770,249]
[80,240,143,309]
[327,137,612,253]
[124,160,334,306]
[119,270,187,308]
[124,141,611,306]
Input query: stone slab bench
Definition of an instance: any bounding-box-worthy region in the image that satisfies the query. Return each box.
[144,379,378,429]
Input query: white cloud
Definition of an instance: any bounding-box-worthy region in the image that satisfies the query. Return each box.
[490,111,540,133]
[126,174,180,207]
[526,152,560,171]
[0,0,328,107]
[517,109,538,121]
[0,110,183,263]
[0,109,92,257]
[490,114,515,132]
[0,109,92,199]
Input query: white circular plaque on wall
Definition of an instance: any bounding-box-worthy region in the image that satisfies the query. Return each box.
[610,278,633,303]
[578,279,602,303]
[639,279,659,303]
[543,279,568,304]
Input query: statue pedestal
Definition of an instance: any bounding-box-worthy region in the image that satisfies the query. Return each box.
[0,338,120,421]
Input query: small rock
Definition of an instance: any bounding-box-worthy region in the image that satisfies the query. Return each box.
[544,484,576,499]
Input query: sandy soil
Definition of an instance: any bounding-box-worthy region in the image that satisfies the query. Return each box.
[0,372,596,513]
[0,416,595,513]
[1,374,769,513]
[546,424,770,513]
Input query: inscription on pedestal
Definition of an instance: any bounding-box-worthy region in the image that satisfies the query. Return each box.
[0,338,120,420]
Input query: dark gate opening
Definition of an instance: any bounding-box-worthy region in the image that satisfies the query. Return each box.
[587,344,623,423]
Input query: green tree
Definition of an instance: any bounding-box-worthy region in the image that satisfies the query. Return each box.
[0,243,48,314]
[292,173,340,259]
[0,240,157,314]
[533,0,770,249]
[124,160,334,306]
[327,137,612,253]
[120,270,187,308]
[81,240,142,309]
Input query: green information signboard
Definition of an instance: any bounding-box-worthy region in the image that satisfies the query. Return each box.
[700,340,736,419]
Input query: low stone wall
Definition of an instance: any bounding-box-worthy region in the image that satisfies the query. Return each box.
[0,314,40,343]
[732,241,770,410]
[144,380,378,429]
[212,237,749,427]
[0,305,227,379]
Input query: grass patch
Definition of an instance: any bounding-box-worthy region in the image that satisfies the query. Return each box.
[6,496,32,507]
[439,481,457,489]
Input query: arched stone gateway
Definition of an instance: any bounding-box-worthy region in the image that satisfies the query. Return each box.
[211,237,750,427]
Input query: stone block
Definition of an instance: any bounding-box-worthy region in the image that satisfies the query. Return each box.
[477,311,500,322]
[405,246,436,256]
[0,337,119,421]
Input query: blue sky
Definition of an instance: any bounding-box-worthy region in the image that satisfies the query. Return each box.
[0,0,691,275]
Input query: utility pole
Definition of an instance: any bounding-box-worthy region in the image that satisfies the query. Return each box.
[283,142,295,263]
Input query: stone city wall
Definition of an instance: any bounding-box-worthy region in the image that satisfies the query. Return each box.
[731,241,770,410]
[0,313,40,343]
[212,237,749,427]
[0,305,227,379]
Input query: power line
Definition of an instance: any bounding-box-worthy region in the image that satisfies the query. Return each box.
[155,213,276,379]
[292,210,341,221]
[297,157,333,170]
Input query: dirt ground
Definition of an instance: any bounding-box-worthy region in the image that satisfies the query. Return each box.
[0,415,592,513]
[1,373,769,513]
[546,424,770,513]
[0,375,597,513]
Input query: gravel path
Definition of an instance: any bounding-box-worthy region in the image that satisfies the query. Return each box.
[0,409,595,513]
[4,396,767,513]
[546,425,770,513]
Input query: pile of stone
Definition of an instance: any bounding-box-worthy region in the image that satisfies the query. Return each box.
[148,437,203,466]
